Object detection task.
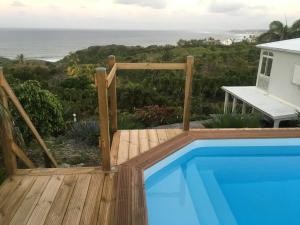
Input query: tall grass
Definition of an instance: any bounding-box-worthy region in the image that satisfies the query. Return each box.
[66,120,100,146]
[204,113,262,128]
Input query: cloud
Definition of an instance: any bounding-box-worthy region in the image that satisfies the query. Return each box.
[115,0,166,9]
[48,5,58,10]
[10,0,26,7]
[209,1,244,13]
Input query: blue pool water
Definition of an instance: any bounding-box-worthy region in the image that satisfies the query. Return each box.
[144,138,300,225]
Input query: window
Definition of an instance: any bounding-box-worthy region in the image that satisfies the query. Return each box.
[260,51,273,76]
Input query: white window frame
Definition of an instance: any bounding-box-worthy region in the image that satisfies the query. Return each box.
[259,51,274,77]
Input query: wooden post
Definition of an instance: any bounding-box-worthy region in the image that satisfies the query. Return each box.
[0,68,17,176]
[232,97,237,114]
[224,92,229,114]
[108,55,118,133]
[96,67,111,171]
[183,56,194,131]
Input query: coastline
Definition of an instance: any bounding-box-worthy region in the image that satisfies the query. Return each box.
[0,29,261,62]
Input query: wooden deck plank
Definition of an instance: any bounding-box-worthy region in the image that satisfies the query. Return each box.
[131,168,147,225]
[9,176,50,225]
[16,167,103,176]
[113,129,185,165]
[138,129,150,154]
[79,173,105,225]
[147,129,159,148]
[166,128,182,139]
[105,174,118,225]
[117,130,130,165]
[0,176,36,225]
[62,174,91,225]
[26,175,64,225]
[44,175,78,225]
[129,130,139,159]
[97,173,118,225]
[156,129,169,144]
[0,176,23,207]
[110,131,121,166]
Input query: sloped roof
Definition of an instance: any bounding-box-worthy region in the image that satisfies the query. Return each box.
[257,38,300,54]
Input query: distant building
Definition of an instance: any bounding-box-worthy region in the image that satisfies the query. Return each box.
[222,38,300,128]
[221,39,233,46]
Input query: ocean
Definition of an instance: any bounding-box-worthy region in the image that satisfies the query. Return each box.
[0,29,255,62]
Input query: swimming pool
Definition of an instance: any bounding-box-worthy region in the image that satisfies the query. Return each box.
[144,138,300,225]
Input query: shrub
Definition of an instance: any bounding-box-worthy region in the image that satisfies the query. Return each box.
[6,64,57,85]
[66,120,99,146]
[134,105,183,127]
[118,112,145,129]
[59,75,97,119]
[12,80,64,142]
[118,82,168,111]
[204,113,262,128]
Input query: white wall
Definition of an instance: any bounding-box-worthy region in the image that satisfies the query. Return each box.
[267,50,300,107]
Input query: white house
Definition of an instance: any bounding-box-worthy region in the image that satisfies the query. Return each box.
[222,38,300,128]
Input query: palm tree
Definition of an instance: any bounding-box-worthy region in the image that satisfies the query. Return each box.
[16,54,25,64]
[257,21,289,43]
[257,18,300,43]
[290,19,300,38]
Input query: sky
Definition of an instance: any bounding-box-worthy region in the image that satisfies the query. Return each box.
[0,0,299,31]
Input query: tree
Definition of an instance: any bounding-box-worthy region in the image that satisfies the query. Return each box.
[257,18,300,43]
[16,54,25,64]
[12,80,64,142]
[290,19,300,38]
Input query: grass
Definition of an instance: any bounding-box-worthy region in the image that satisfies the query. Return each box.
[204,113,262,128]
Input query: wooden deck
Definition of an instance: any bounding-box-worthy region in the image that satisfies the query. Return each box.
[0,128,184,225]
[0,168,118,225]
[2,128,300,225]
[110,128,184,165]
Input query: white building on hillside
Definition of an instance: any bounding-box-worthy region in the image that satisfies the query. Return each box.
[222,38,300,128]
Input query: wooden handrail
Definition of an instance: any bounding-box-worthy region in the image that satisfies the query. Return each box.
[106,63,117,88]
[95,56,194,171]
[11,141,35,168]
[0,70,58,167]
[0,81,17,176]
[116,63,186,70]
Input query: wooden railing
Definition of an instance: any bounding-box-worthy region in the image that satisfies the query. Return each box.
[0,67,58,176]
[95,56,194,171]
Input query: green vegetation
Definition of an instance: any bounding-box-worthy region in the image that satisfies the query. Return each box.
[204,113,262,128]
[0,40,259,144]
[1,19,300,176]
[66,120,99,146]
[12,80,64,142]
[257,19,300,43]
